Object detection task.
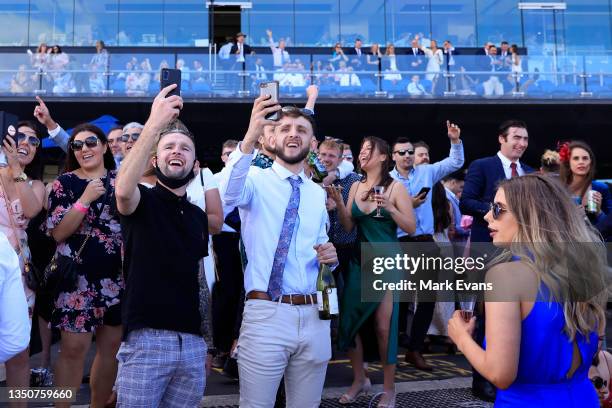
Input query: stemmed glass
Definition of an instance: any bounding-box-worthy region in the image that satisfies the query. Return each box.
[373,185,385,218]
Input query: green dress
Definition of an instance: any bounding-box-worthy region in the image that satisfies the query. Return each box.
[337,201,400,364]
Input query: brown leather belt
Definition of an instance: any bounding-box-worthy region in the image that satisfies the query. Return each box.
[246,290,317,305]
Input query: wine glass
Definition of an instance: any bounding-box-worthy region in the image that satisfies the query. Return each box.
[373,185,385,218]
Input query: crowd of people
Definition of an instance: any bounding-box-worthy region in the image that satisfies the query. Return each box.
[7,34,535,98]
[0,82,611,408]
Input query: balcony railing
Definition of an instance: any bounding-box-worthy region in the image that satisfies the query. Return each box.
[2,51,612,99]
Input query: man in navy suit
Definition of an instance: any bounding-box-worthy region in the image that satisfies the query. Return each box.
[461,119,532,242]
[459,119,532,402]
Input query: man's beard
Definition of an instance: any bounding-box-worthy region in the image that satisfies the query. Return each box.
[274,145,310,165]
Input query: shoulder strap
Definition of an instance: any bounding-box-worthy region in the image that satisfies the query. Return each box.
[0,174,25,256]
[75,172,113,259]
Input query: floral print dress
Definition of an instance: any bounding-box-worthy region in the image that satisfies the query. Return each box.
[46,171,123,333]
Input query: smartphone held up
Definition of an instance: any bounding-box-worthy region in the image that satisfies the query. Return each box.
[160,68,181,97]
[259,81,280,121]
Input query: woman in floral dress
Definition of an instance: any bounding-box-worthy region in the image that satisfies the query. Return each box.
[46,123,122,408]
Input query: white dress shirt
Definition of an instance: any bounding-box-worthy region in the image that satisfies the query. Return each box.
[0,231,30,363]
[236,43,245,63]
[497,151,525,179]
[220,146,329,295]
[269,37,291,67]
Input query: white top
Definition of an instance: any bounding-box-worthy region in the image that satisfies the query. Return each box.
[0,231,30,363]
[219,42,234,60]
[269,37,291,67]
[236,43,246,62]
[220,146,329,295]
[408,82,427,95]
[186,167,218,210]
[497,151,525,179]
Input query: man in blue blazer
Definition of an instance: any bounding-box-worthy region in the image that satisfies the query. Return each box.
[459,119,533,402]
[460,120,533,243]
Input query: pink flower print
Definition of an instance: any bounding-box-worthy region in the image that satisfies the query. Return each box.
[74,314,86,330]
[100,278,120,298]
[66,293,79,309]
[93,307,105,319]
[73,295,86,310]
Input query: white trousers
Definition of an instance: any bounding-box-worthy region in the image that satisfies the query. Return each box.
[237,299,331,408]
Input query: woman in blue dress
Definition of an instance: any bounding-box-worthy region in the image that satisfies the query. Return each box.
[448,174,607,407]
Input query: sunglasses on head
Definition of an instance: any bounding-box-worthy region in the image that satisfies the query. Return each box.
[393,149,414,156]
[121,133,140,142]
[280,106,314,117]
[70,136,99,151]
[14,133,41,147]
[489,202,507,220]
[592,376,607,389]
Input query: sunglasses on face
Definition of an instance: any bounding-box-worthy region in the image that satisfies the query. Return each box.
[343,155,353,160]
[121,133,140,142]
[592,376,607,389]
[70,136,100,151]
[393,149,414,156]
[15,133,41,147]
[222,151,232,157]
[489,202,507,220]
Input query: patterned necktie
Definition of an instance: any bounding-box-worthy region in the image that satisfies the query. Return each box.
[510,162,519,178]
[268,177,302,300]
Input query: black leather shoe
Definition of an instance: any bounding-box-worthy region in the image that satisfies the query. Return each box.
[472,380,496,402]
[223,357,239,380]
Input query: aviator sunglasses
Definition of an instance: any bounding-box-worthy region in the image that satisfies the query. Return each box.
[14,133,41,148]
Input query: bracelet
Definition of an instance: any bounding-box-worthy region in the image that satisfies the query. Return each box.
[73,201,89,214]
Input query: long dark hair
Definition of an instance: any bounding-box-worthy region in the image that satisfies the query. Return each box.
[559,140,596,198]
[17,120,44,180]
[432,182,451,233]
[358,136,394,200]
[64,123,116,172]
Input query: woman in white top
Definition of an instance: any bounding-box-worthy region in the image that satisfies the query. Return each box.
[421,39,443,81]
[383,44,402,83]
[510,44,523,78]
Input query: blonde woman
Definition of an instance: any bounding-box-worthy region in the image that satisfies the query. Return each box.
[420,39,443,81]
[383,44,401,83]
[448,174,607,407]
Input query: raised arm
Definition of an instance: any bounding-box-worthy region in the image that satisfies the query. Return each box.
[220,95,280,207]
[429,120,464,183]
[33,96,69,152]
[115,85,183,215]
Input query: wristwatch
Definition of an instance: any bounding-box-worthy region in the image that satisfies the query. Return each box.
[13,172,28,183]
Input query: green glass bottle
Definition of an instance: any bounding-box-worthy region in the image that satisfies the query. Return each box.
[308,151,328,183]
[316,263,339,320]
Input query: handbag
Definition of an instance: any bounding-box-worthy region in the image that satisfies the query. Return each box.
[41,174,112,296]
[0,175,42,291]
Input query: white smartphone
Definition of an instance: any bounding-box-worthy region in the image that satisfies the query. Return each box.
[259,81,280,121]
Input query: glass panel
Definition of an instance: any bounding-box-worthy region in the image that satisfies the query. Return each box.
[242,0,294,47]
[294,0,340,46]
[29,0,75,46]
[339,0,385,45]
[0,1,29,45]
[0,53,37,95]
[386,0,431,47]
[117,0,163,46]
[564,0,611,54]
[522,10,561,56]
[176,53,212,96]
[108,53,174,95]
[74,1,119,46]
[164,1,208,46]
[475,0,521,48]
[430,0,476,46]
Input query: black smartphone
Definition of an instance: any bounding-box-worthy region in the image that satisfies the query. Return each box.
[160,68,181,97]
[417,187,431,197]
[0,111,19,146]
[259,81,280,121]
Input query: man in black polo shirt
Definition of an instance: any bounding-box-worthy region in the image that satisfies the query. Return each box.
[114,84,210,406]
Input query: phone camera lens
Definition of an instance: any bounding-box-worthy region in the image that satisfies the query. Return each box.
[163,71,169,80]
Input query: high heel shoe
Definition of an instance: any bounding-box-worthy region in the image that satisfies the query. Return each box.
[377,390,396,408]
[338,377,372,405]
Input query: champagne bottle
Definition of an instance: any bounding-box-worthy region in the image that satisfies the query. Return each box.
[316,263,339,320]
[307,151,328,183]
